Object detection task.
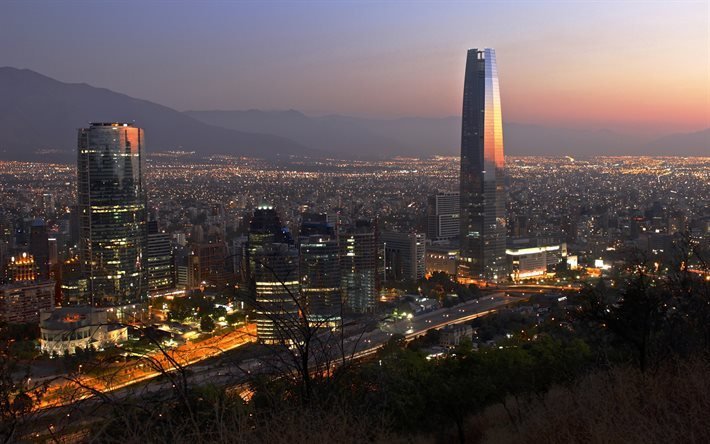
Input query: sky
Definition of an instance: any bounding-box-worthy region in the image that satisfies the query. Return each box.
[1,0,708,136]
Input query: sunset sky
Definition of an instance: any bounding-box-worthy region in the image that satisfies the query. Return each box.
[2,0,708,136]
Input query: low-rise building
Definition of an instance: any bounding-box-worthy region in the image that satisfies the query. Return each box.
[40,307,127,356]
[507,237,567,280]
[439,324,473,349]
[425,244,458,276]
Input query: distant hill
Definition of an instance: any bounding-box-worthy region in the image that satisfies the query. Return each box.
[184,109,407,158]
[0,67,312,162]
[644,128,709,156]
[188,109,707,157]
[0,67,706,162]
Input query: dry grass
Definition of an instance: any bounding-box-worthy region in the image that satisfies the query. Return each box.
[480,357,710,444]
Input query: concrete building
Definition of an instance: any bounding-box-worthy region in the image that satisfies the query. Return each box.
[507,237,568,281]
[425,245,459,276]
[427,192,460,242]
[440,324,473,349]
[0,280,54,324]
[40,307,127,355]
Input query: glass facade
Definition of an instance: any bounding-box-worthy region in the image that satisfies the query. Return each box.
[248,207,300,343]
[78,123,148,305]
[459,48,507,282]
[299,234,341,325]
[340,221,377,314]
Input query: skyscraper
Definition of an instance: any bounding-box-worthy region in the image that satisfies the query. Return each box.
[299,219,341,326]
[30,219,50,280]
[247,206,299,343]
[146,221,175,293]
[78,123,147,307]
[340,220,377,314]
[459,48,507,282]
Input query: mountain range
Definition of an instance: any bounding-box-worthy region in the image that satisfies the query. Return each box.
[0,67,707,162]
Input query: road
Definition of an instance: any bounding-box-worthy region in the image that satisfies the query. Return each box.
[349,291,515,358]
[34,293,517,411]
[139,292,518,396]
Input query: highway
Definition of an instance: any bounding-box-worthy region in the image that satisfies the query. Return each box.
[135,292,518,396]
[55,292,518,404]
[348,291,515,358]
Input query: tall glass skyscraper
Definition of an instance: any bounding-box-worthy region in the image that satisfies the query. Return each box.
[459,48,507,282]
[78,123,148,306]
[247,206,300,343]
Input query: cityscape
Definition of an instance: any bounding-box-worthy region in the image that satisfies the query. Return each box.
[0,1,708,443]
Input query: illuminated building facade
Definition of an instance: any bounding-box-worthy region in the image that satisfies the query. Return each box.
[147,221,175,293]
[506,237,568,281]
[425,244,458,276]
[459,48,507,282]
[340,221,377,314]
[5,252,37,283]
[299,230,341,325]
[78,123,148,306]
[427,192,460,242]
[248,206,299,343]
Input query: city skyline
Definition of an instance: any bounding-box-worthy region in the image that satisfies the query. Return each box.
[0,3,707,441]
[1,1,708,138]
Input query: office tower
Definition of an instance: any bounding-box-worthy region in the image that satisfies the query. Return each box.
[382,231,426,282]
[340,220,377,314]
[459,48,507,282]
[427,192,460,242]
[146,221,175,293]
[248,206,299,343]
[78,123,147,306]
[30,219,50,280]
[299,219,341,325]
[191,241,229,287]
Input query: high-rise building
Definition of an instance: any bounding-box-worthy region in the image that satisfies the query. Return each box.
[77,123,148,306]
[459,48,507,282]
[340,221,377,314]
[191,242,229,287]
[427,192,460,242]
[299,217,341,325]
[382,231,426,282]
[248,206,299,343]
[146,221,175,293]
[30,219,50,280]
